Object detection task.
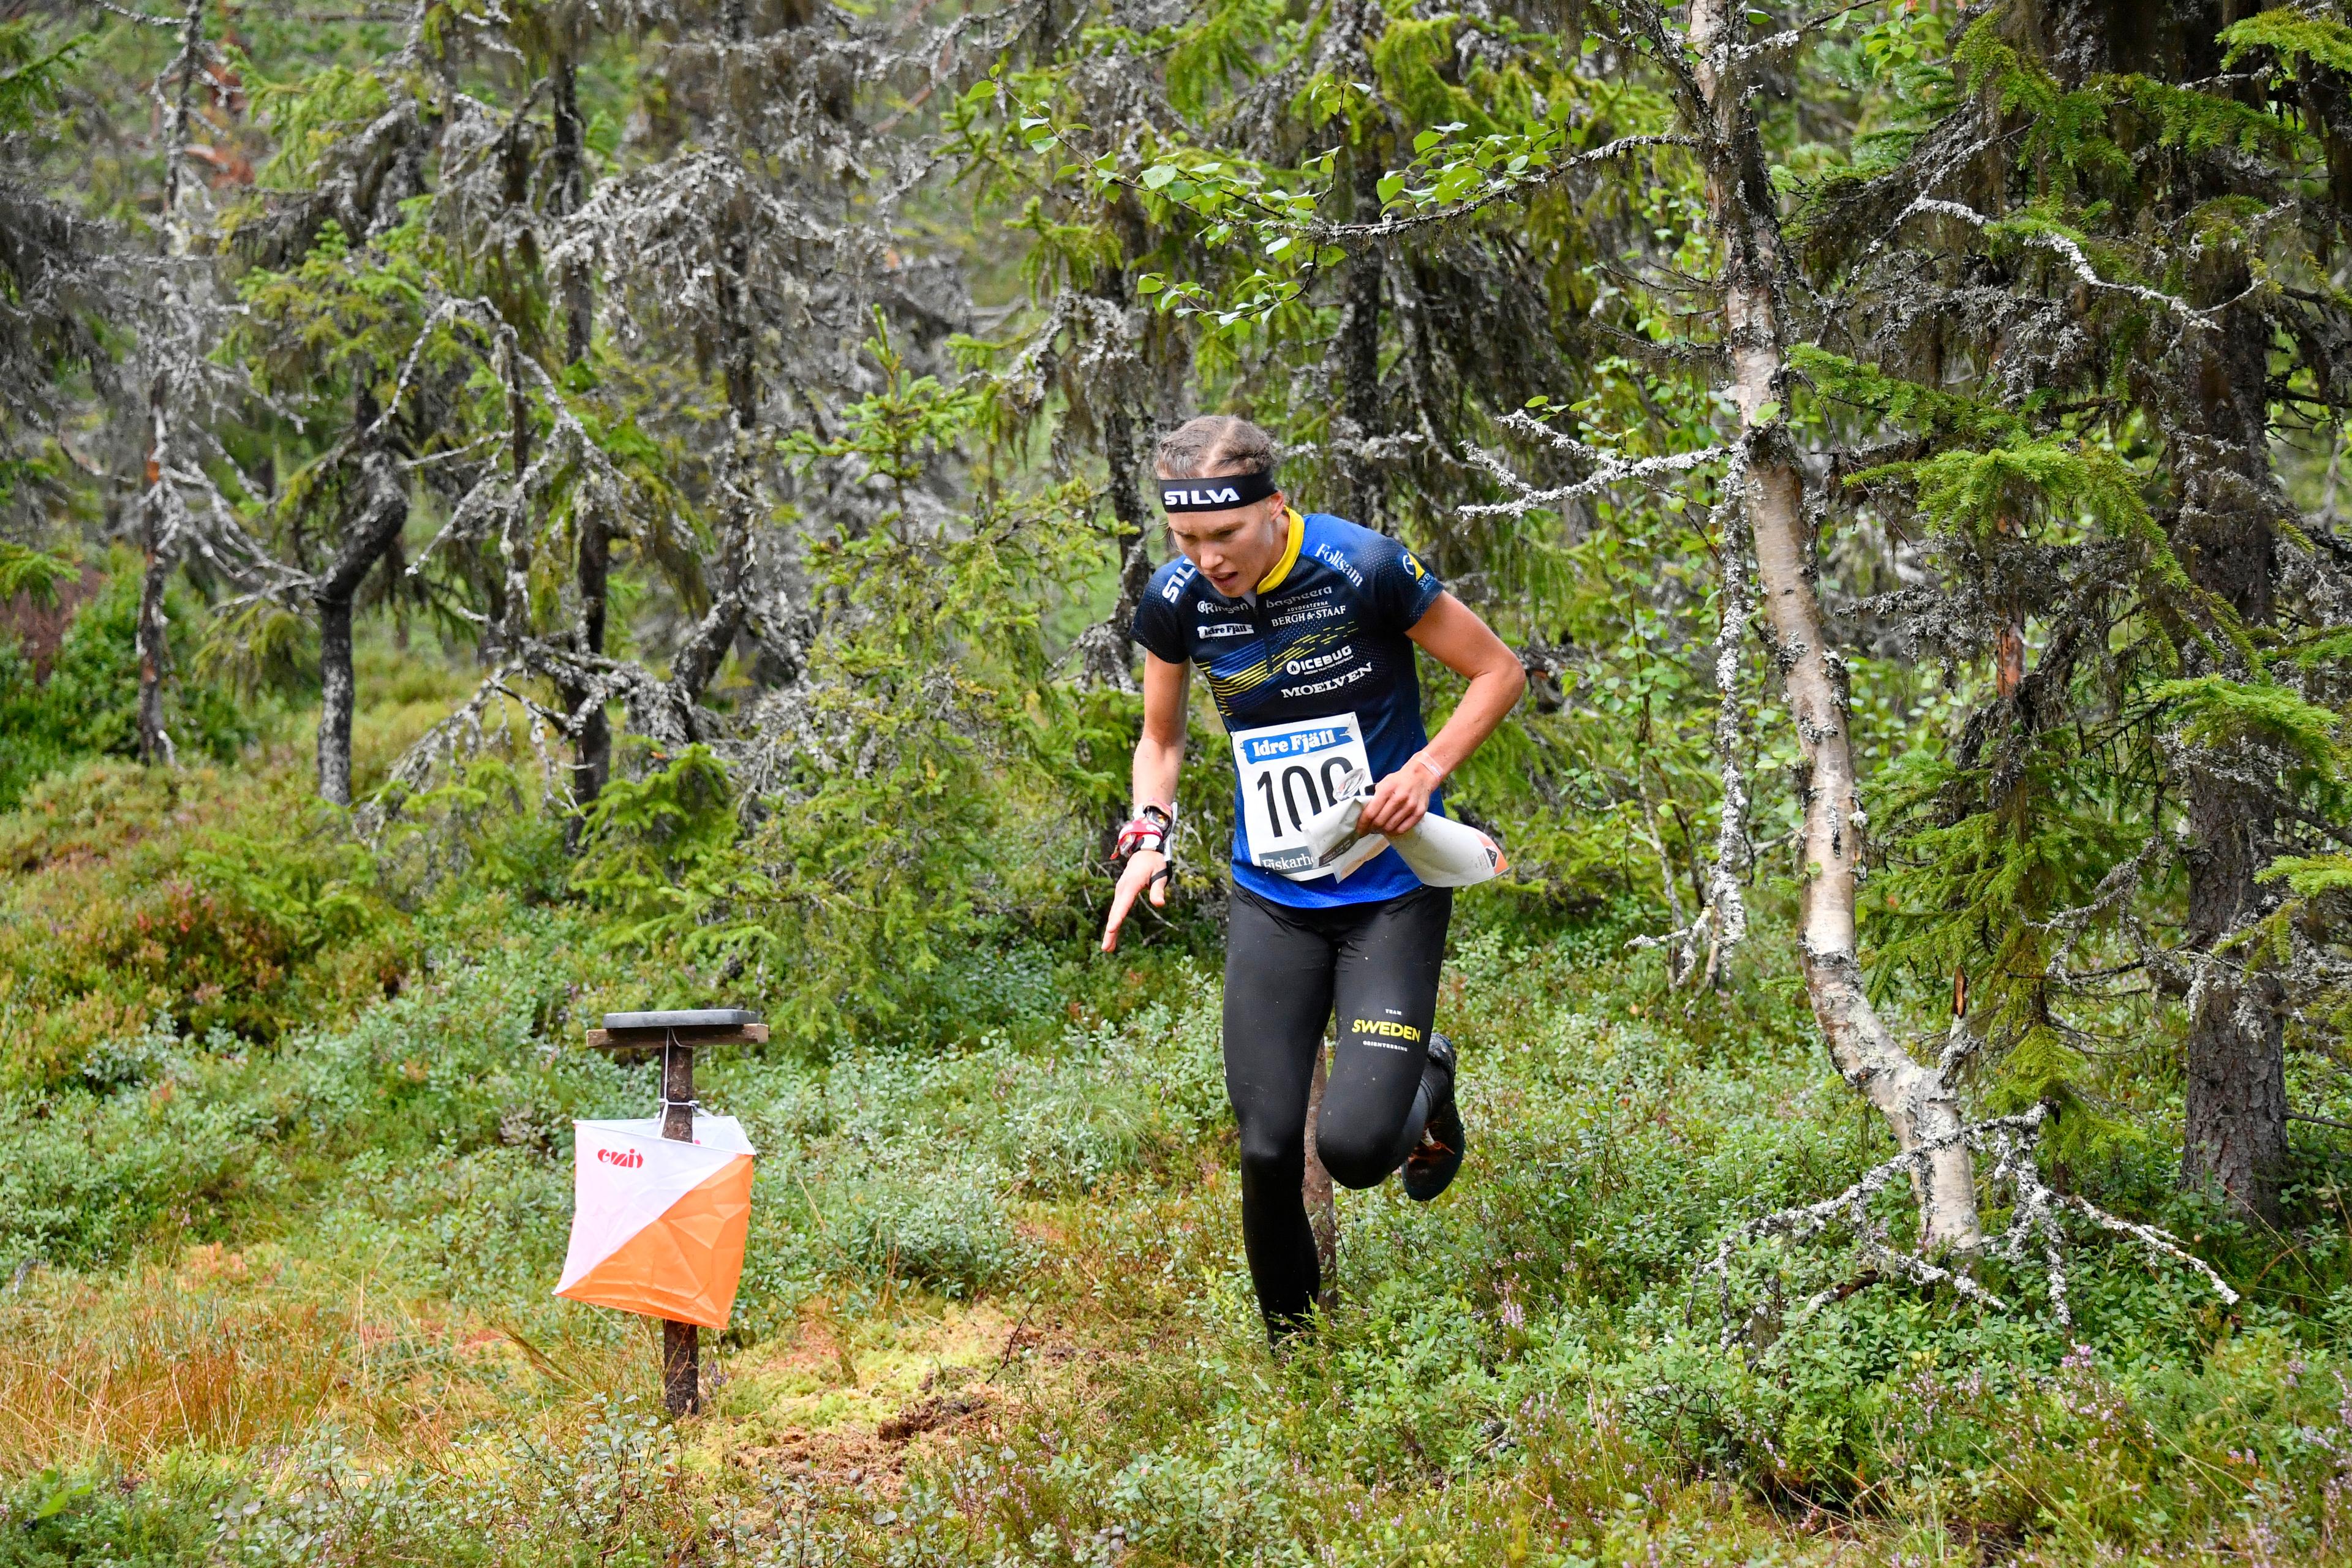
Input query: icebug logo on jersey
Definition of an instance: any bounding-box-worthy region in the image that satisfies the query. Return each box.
[1283,644,1354,676]
[1163,484,1243,508]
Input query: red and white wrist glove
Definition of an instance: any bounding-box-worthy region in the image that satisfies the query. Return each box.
[1116,804,1175,881]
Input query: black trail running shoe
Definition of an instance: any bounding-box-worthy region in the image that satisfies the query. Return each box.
[1400,1032,1463,1202]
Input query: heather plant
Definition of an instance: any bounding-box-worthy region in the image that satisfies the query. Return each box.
[0,761,407,1088]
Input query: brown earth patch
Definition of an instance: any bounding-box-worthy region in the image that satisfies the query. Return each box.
[1,565,102,680]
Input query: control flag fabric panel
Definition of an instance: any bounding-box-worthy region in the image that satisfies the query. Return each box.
[555,1115,756,1330]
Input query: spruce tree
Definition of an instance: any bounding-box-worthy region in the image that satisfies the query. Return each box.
[1795,0,2352,1219]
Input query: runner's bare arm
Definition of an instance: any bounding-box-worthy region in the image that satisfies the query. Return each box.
[1102,653,1189,952]
[1360,592,1525,836]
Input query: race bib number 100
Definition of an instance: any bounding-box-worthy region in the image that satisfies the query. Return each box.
[1231,713,1372,875]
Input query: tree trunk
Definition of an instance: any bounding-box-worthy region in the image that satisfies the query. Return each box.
[1679,0,1981,1248]
[670,590,745,717]
[1337,153,1385,530]
[569,511,613,804]
[135,0,204,769]
[2170,257,2288,1219]
[1995,513,2026,698]
[317,590,357,804]
[551,55,592,366]
[2181,763,2287,1219]
[1077,401,1155,691]
[2015,0,2291,1225]
[315,434,410,804]
[551,52,611,817]
[135,399,175,767]
[644,154,761,742]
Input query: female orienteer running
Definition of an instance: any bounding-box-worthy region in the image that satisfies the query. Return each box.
[1099,415,1525,1341]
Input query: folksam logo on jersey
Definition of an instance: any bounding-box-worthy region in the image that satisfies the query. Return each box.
[1311,543,1365,587]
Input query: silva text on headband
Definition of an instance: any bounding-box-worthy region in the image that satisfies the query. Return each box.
[1158,469,1280,513]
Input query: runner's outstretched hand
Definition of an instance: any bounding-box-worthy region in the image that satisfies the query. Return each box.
[1101,850,1169,952]
[1359,766,1435,837]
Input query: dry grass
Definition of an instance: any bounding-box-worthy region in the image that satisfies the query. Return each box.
[2,1252,336,1466]
[0,1234,1102,1496]
[0,1243,565,1471]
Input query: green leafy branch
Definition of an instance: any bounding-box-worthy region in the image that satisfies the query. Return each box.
[0,543,80,607]
[0,21,88,136]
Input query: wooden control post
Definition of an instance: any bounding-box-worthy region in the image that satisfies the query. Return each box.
[587,1008,768,1417]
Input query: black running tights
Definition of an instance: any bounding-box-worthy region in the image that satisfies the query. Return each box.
[1223,881,1453,1335]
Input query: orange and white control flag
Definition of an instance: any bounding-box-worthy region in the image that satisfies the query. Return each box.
[554,1115,756,1330]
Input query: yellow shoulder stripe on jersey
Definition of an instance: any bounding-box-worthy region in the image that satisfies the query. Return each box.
[1257,508,1305,594]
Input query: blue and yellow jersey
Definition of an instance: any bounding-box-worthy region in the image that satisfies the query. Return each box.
[1131,509,1446,908]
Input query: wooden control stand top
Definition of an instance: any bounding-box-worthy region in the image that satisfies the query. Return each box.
[585,1009,768,1061]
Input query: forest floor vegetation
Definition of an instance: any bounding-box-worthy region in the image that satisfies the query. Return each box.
[4,731,2350,1566]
